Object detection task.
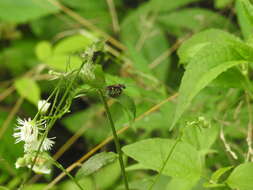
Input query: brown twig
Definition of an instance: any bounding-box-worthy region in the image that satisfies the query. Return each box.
[245,92,253,161]
[106,0,120,33]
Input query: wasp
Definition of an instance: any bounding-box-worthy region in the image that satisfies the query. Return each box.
[106,84,126,98]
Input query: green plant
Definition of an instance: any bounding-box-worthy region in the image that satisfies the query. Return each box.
[2,0,253,190]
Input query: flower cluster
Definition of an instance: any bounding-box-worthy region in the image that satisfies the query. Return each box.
[13,100,55,174]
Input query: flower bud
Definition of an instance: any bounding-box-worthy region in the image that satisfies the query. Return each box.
[38,100,51,114]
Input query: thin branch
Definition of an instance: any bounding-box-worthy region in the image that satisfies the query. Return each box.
[220,126,238,160]
[245,93,253,161]
[106,0,120,33]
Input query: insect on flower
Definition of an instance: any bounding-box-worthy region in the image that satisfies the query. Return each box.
[106,84,126,98]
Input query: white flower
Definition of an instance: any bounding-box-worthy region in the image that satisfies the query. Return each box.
[38,100,51,113]
[13,118,38,143]
[24,137,55,152]
[42,137,55,151]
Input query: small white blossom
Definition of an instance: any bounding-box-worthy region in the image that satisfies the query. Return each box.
[38,100,51,113]
[42,137,55,151]
[24,137,55,152]
[13,118,38,143]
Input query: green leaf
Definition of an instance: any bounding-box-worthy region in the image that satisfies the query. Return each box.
[14,77,40,105]
[54,34,96,54]
[45,54,82,71]
[171,42,248,129]
[0,0,59,23]
[236,0,253,40]
[116,175,170,190]
[122,138,202,181]
[166,178,199,190]
[158,8,235,37]
[76,152,118,177]
[35,41,52,61]
[227,162,253,190]
[116,94,136,123]
[211,166,234,184]
[177,29,247,64]
[182,124,218,154]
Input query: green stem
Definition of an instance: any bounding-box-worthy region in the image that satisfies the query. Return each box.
[98,89,129,190]
[52,159,84,190]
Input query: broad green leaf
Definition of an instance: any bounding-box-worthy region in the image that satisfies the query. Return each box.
[35,41,52,61]
[14,77,40,105]
[74,153,122,190]
[76,152,118,177]
[177,29,249,64]
[158,8,235,37]
[0,0,59,23]
[116,175,170,190]
[236,0,253,40]
[226,162,253,190]
[54,34,96,54]
[45,54,82,71]
[171,42,248,129]
[122,138,202,180]
[182,124,218,154]
[166,178,199,190]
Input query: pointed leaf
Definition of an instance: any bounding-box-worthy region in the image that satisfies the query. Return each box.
[172,42,248,129]
[76,152,118,177]
[227,163,253,190]
[122,138,202,180]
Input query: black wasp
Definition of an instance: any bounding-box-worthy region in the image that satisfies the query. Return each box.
[106,84,126,98]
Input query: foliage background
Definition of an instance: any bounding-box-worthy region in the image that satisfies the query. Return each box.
[1,0,253,190]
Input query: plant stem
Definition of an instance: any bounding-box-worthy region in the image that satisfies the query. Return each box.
[52,159,84,190]
[98,89,129,190]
